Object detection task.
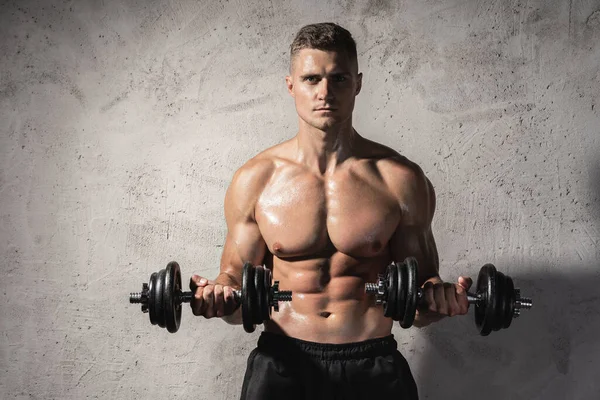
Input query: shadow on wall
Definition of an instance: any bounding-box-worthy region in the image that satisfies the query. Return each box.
[416,164,600,399]
[415,267,600,399]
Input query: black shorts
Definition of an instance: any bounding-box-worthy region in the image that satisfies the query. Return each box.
[240,332,418,400]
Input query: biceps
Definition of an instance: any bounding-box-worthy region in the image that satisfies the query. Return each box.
[220,221,267,280]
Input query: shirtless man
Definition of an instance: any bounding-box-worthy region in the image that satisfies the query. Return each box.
[190,23,472,399]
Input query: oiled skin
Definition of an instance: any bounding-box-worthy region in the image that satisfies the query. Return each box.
[190,48,469,343]
[254,139,436,343]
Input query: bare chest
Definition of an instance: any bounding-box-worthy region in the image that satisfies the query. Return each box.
[255,168,401,259]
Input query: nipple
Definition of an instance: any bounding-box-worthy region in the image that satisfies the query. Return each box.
[273,241,283,254]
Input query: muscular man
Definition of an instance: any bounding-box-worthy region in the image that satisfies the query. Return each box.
[190,23,472,399]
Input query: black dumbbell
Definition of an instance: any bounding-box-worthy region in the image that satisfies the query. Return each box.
[365,258,533,335]
[129,261,292,333]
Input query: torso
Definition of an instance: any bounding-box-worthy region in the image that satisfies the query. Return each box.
[253,138,407,343]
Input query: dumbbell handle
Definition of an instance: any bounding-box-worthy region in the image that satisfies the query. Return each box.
[415,289,532,313]
[179,287,293,304]
[176,290,242,304]
[413,289,479,305]
[367,284,532,314]
[131,286,293,306]
[130,289,243,305]
[467,293,479,304]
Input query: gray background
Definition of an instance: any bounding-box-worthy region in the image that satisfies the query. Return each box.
[1,0,599,399]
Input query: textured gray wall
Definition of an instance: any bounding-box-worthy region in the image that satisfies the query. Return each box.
[1,0,599,399]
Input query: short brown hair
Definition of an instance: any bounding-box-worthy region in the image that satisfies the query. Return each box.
[290,23,358,69]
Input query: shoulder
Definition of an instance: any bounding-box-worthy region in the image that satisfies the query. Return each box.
[378,155,433,200]
[229,156,275,195]
[354,138,432,195]
[225,140,293,215]
[361,141,435,226]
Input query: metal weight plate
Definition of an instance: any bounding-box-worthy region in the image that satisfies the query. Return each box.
[392,262,407,321]
[401,257,418,329]
[164,261,181,333]
[154,269,167,328]
[148,272,158,325]
[173,262,183,331]
[241,263,257,333]
[478,264,497,336]
[485,266,499,334]
[263,267,272,322]
[254,266,265,325]
[492,270,506,332]
[383,263,398,318]
[474,267,486,332]
[502,274,516,329]
[396,261,407,322]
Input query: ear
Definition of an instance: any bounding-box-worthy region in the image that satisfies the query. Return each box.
[286,75,295,97]
[355,72,363,96]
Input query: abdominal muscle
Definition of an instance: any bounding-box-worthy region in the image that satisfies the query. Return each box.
[263,252,395,344]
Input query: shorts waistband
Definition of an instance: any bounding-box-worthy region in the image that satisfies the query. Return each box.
[257,332,398,361]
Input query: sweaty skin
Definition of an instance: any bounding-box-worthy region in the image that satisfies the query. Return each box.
[190,48,471,343]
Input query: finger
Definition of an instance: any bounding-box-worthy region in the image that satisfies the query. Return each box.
[422,281,436,312]
[432,282,447,315]
[191,287,205,316]
[213,285,225,317]
[223,286,238,315]
[444,282,460,316]
[202,285,215,318]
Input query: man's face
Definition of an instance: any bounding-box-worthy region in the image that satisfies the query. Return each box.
[286,48,362,131]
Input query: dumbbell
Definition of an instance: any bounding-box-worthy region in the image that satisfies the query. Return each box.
[365,258,533,335]
[129,261,292,333]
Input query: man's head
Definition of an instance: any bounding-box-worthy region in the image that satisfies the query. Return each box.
[286,23,362,132]
[289,23,358,74]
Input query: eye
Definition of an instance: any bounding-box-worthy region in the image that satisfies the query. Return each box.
[304,76,319,83]
[333,75,347,82]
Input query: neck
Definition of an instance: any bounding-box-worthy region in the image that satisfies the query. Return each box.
[295,117,358,175]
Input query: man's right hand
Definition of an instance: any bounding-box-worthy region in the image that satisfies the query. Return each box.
[189,275,239,318]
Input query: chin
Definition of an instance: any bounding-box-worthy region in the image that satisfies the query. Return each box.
[305,116,345,131]
[311,120,338,131]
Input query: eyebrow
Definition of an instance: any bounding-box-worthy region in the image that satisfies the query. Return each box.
[299,71,351,79]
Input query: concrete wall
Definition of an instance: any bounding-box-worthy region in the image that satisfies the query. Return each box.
[1,0,599,398]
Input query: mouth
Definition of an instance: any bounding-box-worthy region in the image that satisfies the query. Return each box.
[315,108,337,111]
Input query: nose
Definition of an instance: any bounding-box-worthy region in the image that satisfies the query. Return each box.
[317,79,334,101]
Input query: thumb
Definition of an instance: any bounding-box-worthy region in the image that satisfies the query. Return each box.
[458,276,473,291]
[191,274,210,287]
